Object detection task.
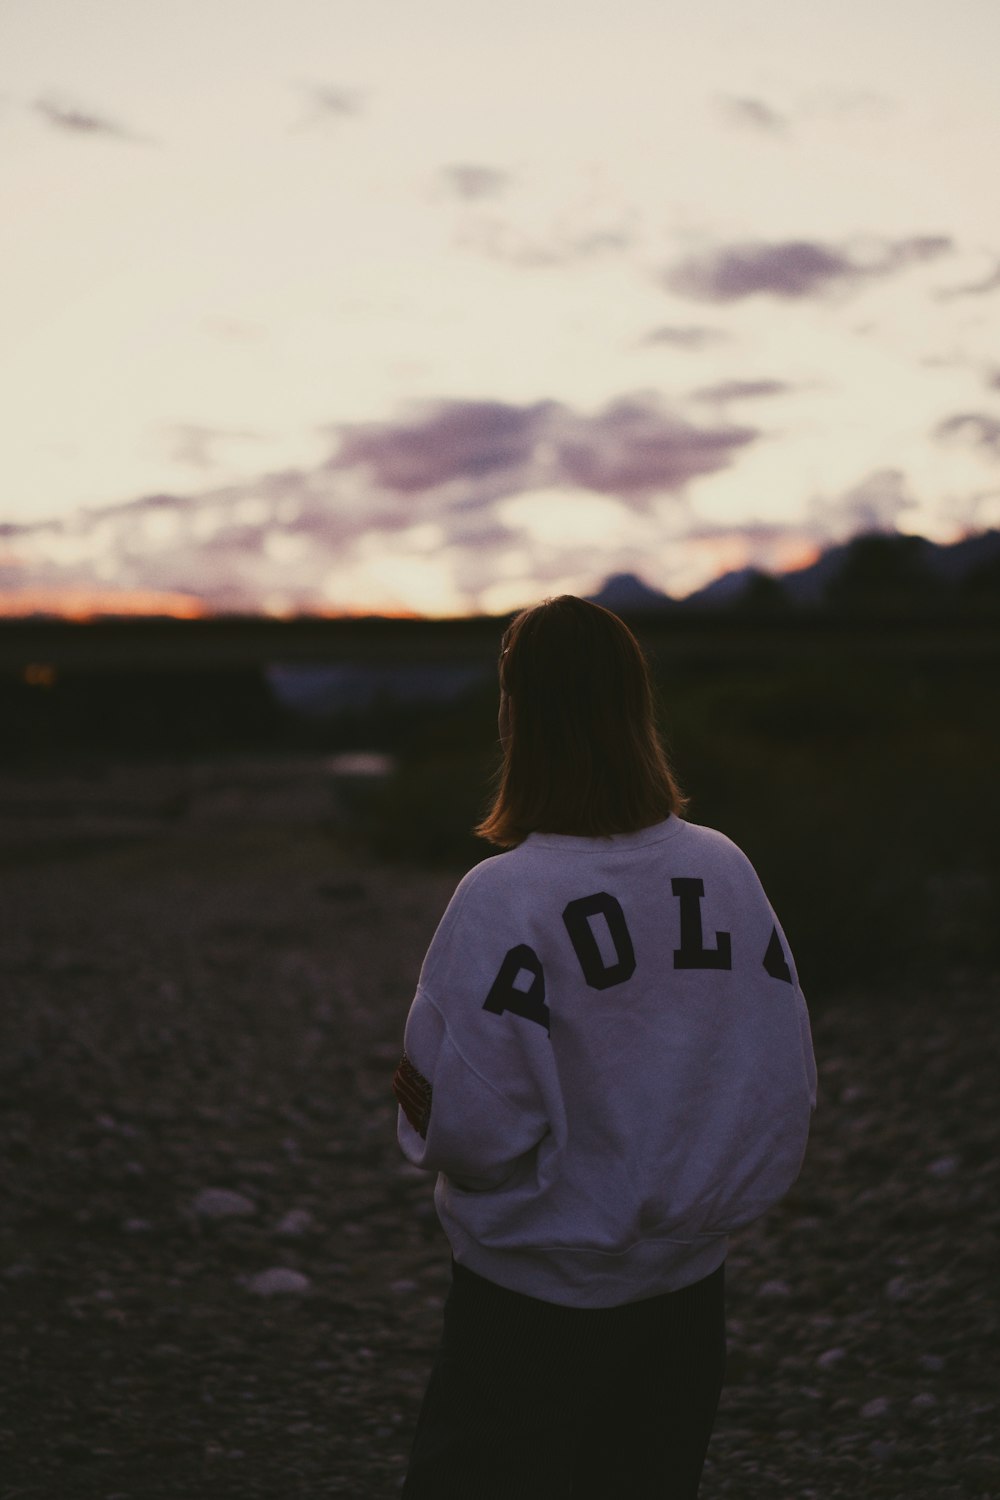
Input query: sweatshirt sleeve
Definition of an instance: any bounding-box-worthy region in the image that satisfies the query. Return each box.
[766,904,817,1112]
[395,987,549,1189]
[722,828,818,1113]
[394,866,551,1189]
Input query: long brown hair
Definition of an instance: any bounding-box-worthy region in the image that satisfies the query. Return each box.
[476,595,687,847]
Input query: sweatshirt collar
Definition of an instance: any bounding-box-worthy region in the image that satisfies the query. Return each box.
[524,816,683,852]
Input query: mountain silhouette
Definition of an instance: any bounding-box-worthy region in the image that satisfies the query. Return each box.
[590,530,1000,613]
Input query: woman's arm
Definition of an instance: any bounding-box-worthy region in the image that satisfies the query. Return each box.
[394,988,549,1189]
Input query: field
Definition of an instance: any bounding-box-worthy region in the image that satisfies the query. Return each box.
[2,613,998,1495]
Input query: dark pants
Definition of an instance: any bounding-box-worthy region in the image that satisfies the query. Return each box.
[401,1259,726,1499]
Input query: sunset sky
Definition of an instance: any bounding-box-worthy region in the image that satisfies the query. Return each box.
[2,0,999,617]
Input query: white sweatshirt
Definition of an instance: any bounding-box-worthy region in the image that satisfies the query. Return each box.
[396,816,817,1308]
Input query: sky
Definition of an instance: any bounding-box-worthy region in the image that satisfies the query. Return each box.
[2,0,1000,618]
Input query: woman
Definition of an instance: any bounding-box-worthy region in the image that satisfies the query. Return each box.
[393,595,816,1499]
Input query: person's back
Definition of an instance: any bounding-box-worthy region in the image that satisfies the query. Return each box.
[393,595,816,1499]
[405,816,814,1311]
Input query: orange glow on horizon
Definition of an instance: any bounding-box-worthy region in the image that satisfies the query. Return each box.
[0,589,439,622]
[0,588,209,620]
[271,605,425,621]
[772,540,823,576]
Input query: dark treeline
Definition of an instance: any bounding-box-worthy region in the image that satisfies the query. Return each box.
[359,622,1000,997]
[4,613,998,998]
[3,540,999,999]
[715,529,1000,613]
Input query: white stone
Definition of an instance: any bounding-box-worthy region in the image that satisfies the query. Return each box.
[911,1392,939,1410]
[817,1347,847,1370]
[246,1267,311,1296]
[860,1396,891,1419]
[927,1155,960,1177]
[758,1279,792,1298]
[191,1188,256,1220]
[275,1208,315,1237]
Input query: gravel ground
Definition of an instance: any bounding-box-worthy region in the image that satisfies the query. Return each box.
[1,757,997,1499]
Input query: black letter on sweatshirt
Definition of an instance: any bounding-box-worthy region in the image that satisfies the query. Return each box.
[672,878,732,970]
[562,892,636,990]
[763,926,792,983]
[483,944,550,1033]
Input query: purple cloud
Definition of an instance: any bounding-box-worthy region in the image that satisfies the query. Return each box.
[665,235,952,302]
[3,396,762,614]
[936,413,1000,458]
[690,379,790,402]
[812,469,917,536]
[668,241,852,301]
[32,94,150,142]
[293,83,365,129]
[935,260,1000,300]
[462,219,635,269]
[440,164,511,200]
[554,397,754,498]
[883,236,953,268]
[455,197,636,268]
[639,325,727,349]
[718,96,786,133]
[331,401,550,492]
[81,491,198,523]
[330,396,756,503]
[165,425,266,469]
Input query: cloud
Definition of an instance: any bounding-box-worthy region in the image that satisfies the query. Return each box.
[718,95,787,133]
[885,236,955,274]
[567,228,633,257]
[811,468,918,536]
[552,397,755,498]
[165,424,266,469]
[293,82,365,128]
[450,179,638,269]
[2,478,348,614]
[330,395,756,503]
[2,396,760,614]
[79,490,200,524]
[668,241,850,301]
[681,520,805,546]
[440,163,511,200]
[331,400,550,493]
[636,519,827,600]
[884,236,953,267]
[665,235,952,302]
[639,325,727,350]
[690,379,791,402]
[458,214,635,268]
[32,94,151,142]
[935,413,1000,458]
[935,260,1000,300]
